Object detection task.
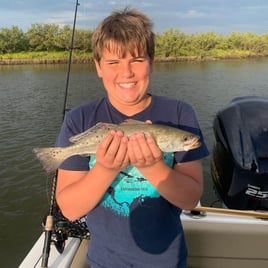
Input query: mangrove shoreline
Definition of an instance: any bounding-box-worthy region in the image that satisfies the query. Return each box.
[1,54,267,65]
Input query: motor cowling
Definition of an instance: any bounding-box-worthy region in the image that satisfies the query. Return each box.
[211,96,268,210]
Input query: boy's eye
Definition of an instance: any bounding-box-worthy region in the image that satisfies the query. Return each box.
[133,58,145,63]
[107,61,119,65]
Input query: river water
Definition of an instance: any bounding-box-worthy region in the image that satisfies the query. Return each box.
[1,59,268,267]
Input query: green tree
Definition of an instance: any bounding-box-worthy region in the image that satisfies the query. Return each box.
[74,29,92,52]
[0,26,28,53]
[193,31,219,52]
[250,34,268,54]
[156,28,187,57]
[26,23,59,51]
[55,25,72,50]
[1,23,268,58]
[54,26,92,52]
[225,32,245,50]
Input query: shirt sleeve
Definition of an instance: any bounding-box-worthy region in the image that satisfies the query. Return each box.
[55,110,90,171]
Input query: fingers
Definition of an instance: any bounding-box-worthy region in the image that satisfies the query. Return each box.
[96,130,129,170]
[128,133,162,168]
[96,128,162,171]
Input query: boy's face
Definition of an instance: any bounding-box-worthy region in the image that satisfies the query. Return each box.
[94,47,153,111]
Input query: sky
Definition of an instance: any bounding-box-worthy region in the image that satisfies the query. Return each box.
[1,0,268,35]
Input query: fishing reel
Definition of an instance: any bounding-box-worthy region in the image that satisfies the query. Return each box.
[42,206,90,254]
[52,220,69,254]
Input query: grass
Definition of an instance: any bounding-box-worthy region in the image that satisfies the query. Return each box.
[0,51,92,60]
[0,49,266,63]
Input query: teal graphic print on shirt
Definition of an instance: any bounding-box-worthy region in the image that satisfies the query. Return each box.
[89,152,174,217]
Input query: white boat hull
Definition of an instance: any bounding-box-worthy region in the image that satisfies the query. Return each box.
[181,211,268,268]
[19,234,87,268]
[20,210,268,268]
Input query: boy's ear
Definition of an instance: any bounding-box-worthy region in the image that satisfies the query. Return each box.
[94,59,103,78]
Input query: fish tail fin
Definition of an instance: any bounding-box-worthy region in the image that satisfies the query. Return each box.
[33,147,65,173]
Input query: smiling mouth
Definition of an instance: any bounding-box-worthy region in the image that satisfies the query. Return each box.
[118,82,137,89]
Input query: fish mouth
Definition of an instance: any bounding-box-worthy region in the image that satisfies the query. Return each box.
[183,139,201,151]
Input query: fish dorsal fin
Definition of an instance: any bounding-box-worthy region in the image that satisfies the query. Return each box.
[69,122,115,143]
[120,119,147,125]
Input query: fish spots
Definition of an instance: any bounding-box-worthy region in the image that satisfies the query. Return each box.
[50,149,61,157]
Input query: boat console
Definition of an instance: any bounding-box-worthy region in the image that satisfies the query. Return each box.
[211,96,268,210]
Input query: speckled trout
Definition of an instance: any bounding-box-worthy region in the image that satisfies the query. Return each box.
[33,120,201,173]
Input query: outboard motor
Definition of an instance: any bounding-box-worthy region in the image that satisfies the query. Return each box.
[211,96,268,210]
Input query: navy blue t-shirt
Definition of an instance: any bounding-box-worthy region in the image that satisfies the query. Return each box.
[56,95,209,268]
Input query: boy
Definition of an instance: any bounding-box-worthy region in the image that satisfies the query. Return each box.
[56,8,209,268]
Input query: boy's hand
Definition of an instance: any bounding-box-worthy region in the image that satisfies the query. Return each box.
[128,132,162,168]
[96,130,129,171]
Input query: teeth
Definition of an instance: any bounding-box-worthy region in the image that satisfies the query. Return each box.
[119,83,136,88]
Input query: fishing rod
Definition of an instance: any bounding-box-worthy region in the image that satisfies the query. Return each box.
[62,0,80,120]
[193,206,268,219]
[40,174,57,268]
[40,1,80,267]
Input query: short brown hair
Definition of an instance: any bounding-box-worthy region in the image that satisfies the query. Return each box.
[92,8,155,63]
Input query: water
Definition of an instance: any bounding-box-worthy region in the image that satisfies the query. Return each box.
[1,59,268,267]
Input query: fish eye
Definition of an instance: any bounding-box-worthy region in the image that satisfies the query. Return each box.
[183,135,189,141]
